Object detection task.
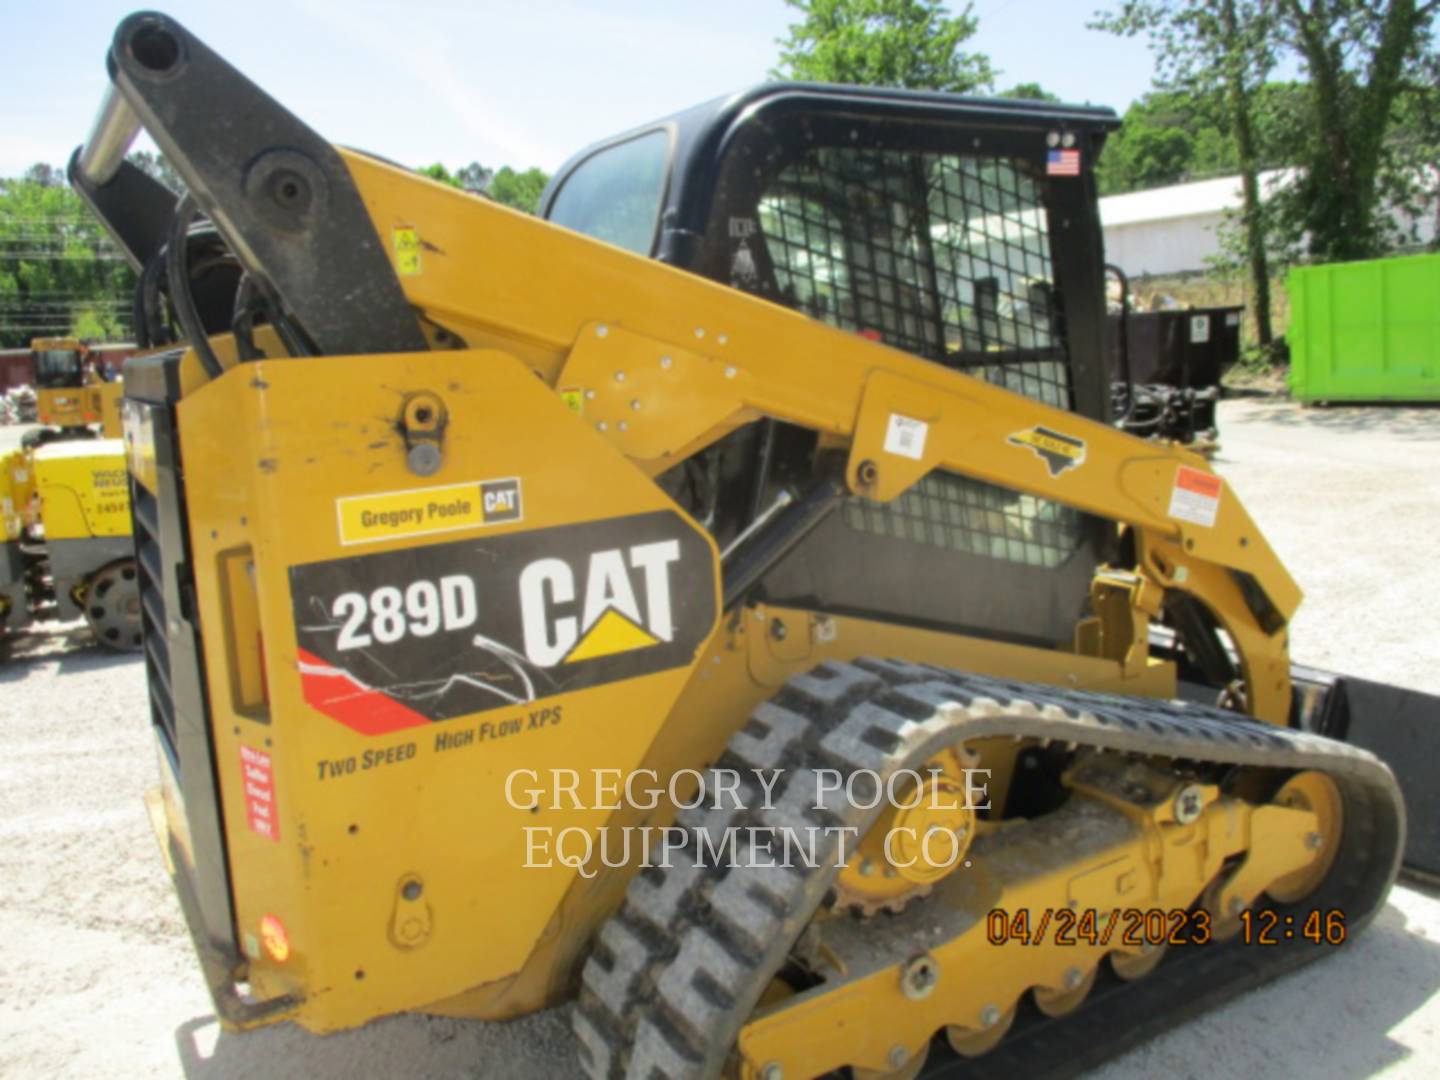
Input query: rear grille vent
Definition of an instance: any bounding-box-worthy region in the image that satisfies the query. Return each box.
[131,481,177,762]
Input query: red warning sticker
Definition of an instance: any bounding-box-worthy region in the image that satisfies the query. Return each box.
[1168,466,1223,528]
[240,746,279,842]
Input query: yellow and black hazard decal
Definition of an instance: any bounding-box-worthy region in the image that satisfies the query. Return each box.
[289,510,716,735]
[1007,425,1088,477]
[393,226,422,275]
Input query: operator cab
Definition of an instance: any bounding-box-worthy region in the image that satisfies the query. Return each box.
[542,84,1120,648]
[31,339,86,389]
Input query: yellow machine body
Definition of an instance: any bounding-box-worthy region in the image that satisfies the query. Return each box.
[1,450,35,543]
[0,438,136,641]
[76,16,1402,1075]
[29,337,120,432]
[31,439,132,541]
[89,379,124,437]
[136,153,1301,1034]
[31,338,91,429]
[36,387,93,429]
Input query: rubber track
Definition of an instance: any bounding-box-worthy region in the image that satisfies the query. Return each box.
[572,658,1406,1080]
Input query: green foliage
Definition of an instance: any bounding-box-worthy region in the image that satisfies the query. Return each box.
[0,168,133,349]
[773,0,994,92]
[1096,1,1288,348]
[1096,84,1306,194]
[127,150,184,193]
[416,161,549,214]
[998,82,1060,101]
[1270,0,1439,261]
[454,163,494,193]
[1098,1,1438,265]
[419,163,462,188]
[487,166,550,214]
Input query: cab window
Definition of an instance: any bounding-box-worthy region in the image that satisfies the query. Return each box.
[548,130,670,255]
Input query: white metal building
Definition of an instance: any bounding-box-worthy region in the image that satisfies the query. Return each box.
[1101,169,1439,279]
[1099,170,1297,278]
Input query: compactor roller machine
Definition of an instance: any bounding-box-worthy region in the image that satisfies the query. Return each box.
[70,12,1435,1079]
[1,438,140,651]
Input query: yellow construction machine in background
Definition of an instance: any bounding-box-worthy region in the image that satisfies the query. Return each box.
[2,337,136,650]
[0,436,139,650]
[27,337,125,447]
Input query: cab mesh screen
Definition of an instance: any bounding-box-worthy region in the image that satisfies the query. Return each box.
[755,148,1082,569]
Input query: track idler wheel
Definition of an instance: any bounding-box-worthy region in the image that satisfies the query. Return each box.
[1266,771,1344,903]
[1110,942,1166,981]
[946,1003,1017,1058]
[1032,965,1097,1018]
[83,559,142,651]
[852,1042,930,1080]
[1203,769,1345,939]
[832,746,979,915]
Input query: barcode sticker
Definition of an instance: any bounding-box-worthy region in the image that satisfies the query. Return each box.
[883,414,928,460]
[1168,466,1223,528]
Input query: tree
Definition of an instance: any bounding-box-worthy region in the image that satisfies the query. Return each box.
[415,162,551,214]
[1274,0,1439,260]
[0,167,133,348]
[419,163,462,188]
[1096,1,1280,350]
[773,0,994,92]
[1389,75,1440,249]
[487,166,549,214]
[1096,85,1308,194]
[126,150,184,193]
[1102,121,1196,192]
[1097,92,1208,193]
[454,162,494,194]
[999,82,1060,101]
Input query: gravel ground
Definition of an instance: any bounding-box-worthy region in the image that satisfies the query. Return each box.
[2,398,1438,1079]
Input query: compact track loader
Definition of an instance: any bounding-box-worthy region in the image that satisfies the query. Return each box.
[26,338,124,447]
[70,13,1435,1079]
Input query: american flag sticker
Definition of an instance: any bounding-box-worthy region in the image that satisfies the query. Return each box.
[1047,148,1081,176]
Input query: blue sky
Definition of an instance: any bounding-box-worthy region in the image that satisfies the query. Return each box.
[0,0,1158,178]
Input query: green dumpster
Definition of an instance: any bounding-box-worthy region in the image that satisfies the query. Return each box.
[1288,252,1440,402]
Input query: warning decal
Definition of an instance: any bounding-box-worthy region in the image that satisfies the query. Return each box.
[240,746,278,842]
[394,227,422,275]
[1168,465,1223,528]
[291,510,717,735]
[559,387,585,415]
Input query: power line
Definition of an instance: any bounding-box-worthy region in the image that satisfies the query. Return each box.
[0,290,132,297]
[0,253,129,261]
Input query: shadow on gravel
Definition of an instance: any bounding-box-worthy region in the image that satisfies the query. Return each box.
[1324,899,1440,1073]
[0,622,142,681]
[173,1008,577,1079]
[0,622,143,679]
[165,900,1440,1080]
[1221,384,1282,400]
[1231,400,1440,442]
